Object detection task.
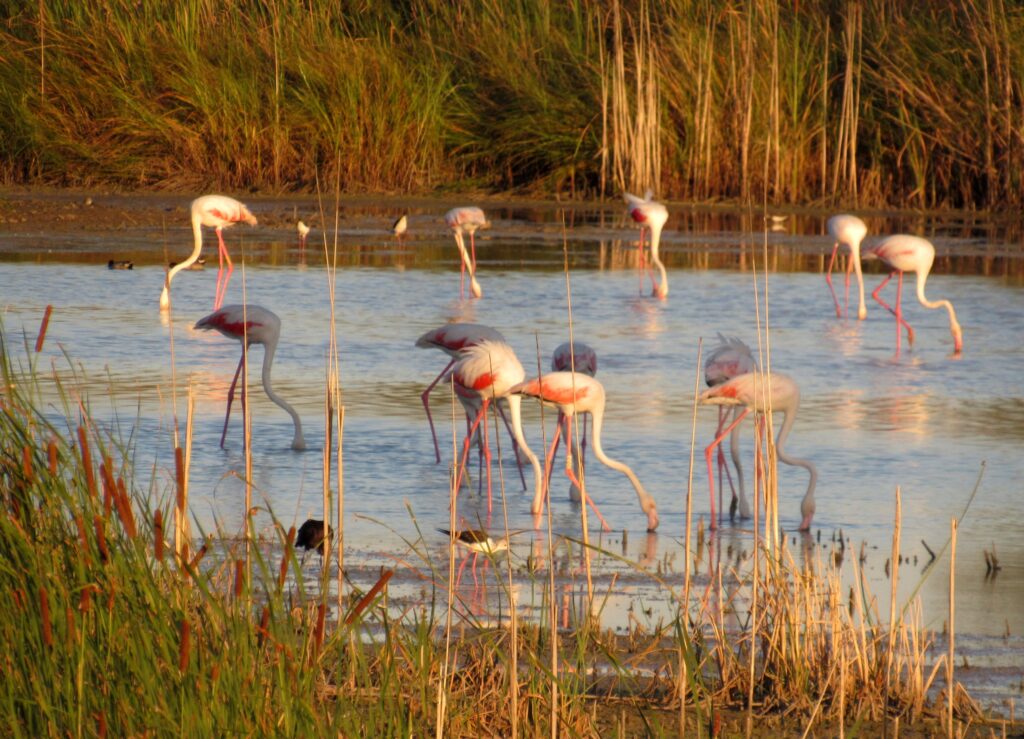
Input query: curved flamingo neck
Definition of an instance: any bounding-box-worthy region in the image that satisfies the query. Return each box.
[849,236,866,319]
[589,404,659,531]
[160,213,205,310]
[773,407,816,530]
[915,270,963,352]
[259,335,306,450]
[649,224,668,298]
[503,394,542,510]
[454,232,482,298]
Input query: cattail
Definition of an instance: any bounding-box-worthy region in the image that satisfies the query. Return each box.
[77,426,96,499]
[100,460,115,517]
[345,569,393,625]
[94,516,109,563]
[95,711,107,738]
[113,485,136,539]
[187,543,208,573]
[174,447,185,511]
[21,445,33,481]
[35,305,52,353]
[65,606,76,642]
[210,663,220,683]
[178,619,190,674]
[39,587,52,647]
[278,526,296,589]
[106,583,116,614]
[257,606,270,647]
[79,586,93,613]
[47,439,58,475]
[233,560,245,599]
[153,509,164,561]
[12,588,25,611]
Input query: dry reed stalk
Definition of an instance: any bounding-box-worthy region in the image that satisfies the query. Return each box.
[173,446,185,560]
[279,526,295,590]
[34,305,52,353]
[680,339,702,734]
[437,376,458,739]
[241,294,252,593]
[336,405,345,615]
[321,386,332,595]
[947,517,957,738]
[885,486,902,733]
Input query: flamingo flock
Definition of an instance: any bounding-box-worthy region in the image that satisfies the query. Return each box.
[158,192,965,540]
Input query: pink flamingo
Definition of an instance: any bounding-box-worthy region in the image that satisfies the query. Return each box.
[701,372,816,531]
[704,334,758,526]
[547,341,597,501]
[194,304,306,451]
[450,341,542,515]
[512,372,660,532]
[296,220,310,250]
[445,207,488,299]
[825,214,868,320]
[161,195,258,312]
[862,235,963,355]
[623,191,669,299]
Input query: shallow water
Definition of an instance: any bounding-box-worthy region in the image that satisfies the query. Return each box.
[1,195,1022,710]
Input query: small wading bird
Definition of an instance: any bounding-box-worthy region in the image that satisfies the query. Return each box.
[160,194,257,312]
[296,519,333,554]
[623,191,669,299]
[861,234,963,355]
[704,334,758,526]
[445,207,488,299]
[438,528,510,587]
[107,260,133,270]
[450,341,542,517]
[547,341,597,501]
[826,214,868,320]
[296,220,310,249]
[512,372,660,532]
[392,214,408,239]
[193,304,306,451]
[169,256,206,271]
[700,372,817,531]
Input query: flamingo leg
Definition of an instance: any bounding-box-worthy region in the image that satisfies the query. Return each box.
[843,253,853,317]
[455,399,490,503]
[542,421,565,499]
[469,232,477,271]
[563,416,611,532]
[495,403,528,490]
[872,271,915,349]
[214,228,233,311]
[825,243,843,318]
[481,407,493,514]
[704,408,751,530]
[220,351,246,449]
[421,358,457,464]
[637,227,646,295]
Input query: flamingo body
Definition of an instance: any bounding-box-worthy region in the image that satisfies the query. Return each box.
[392,214,408,237]
[513,372,659,532]
[825,214,868,320]
[862,235,963,354]
[700,372,816,531]
[194,304,306,450]
[161,195,257,311]
[624,191,669,299]
[445,206,488,299]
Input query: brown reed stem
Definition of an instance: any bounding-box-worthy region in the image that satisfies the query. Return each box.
[345,569,393,625]
[280,526,296,590]
[35,305,52,353]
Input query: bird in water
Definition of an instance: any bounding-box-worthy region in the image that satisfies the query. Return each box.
[295,519,333,564]
[296,220,310,249]
[623,191,669,299]
[193,304,306,451]
[392,214,408,240]
[547,341,598,502]
[107,260,133,270]
[861,234,963,355]
[700,371,817,532]
[825,214,868,320]
[445,206,488,299]
[160,194,257,312]
[169,256,206,271]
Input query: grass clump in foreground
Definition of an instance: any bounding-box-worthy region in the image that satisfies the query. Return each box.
[0,327,1009,737]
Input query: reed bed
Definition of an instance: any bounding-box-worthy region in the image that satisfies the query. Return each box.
[2,1,1023,208]
[0,308,1006,736]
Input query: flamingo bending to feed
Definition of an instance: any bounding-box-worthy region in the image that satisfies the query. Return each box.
[450,341,542,516]
[392,215,408,239]
[445,207,488,299]
[700,372,816,531]
[194,304,306,451]
[512,372,660,532]
[862,235,963,355]
[704,334,758,526]
[547,341,597,501]
[161,195,258,312]
[623,191,669,299]
[825,214,868,320]
[296,220,310,249]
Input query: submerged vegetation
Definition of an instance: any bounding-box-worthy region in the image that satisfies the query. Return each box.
[1,0,1023,209]
[0,316,1005,736]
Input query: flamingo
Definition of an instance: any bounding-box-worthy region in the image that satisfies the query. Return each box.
[296,220,310,249]
[704,334,758,526]
[450,341,542,516]
[548,341,597,500]
[862,234,963,355]
[392,214,408,240]
[700,372,817,531]
[623,191,669,299]
[445,207,488,299]
[825,214,868,320]
[160,195,258,312]
[512,372,660,532]
[194,304,306,451]
[416,322,506,464]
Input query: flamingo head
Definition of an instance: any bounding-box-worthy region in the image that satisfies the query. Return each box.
[643,499,659,532]
[240,205,258,226]
[951,321,963,354]
[652,284,668,300]
[799,501,815,532]
[857,304,867,321]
